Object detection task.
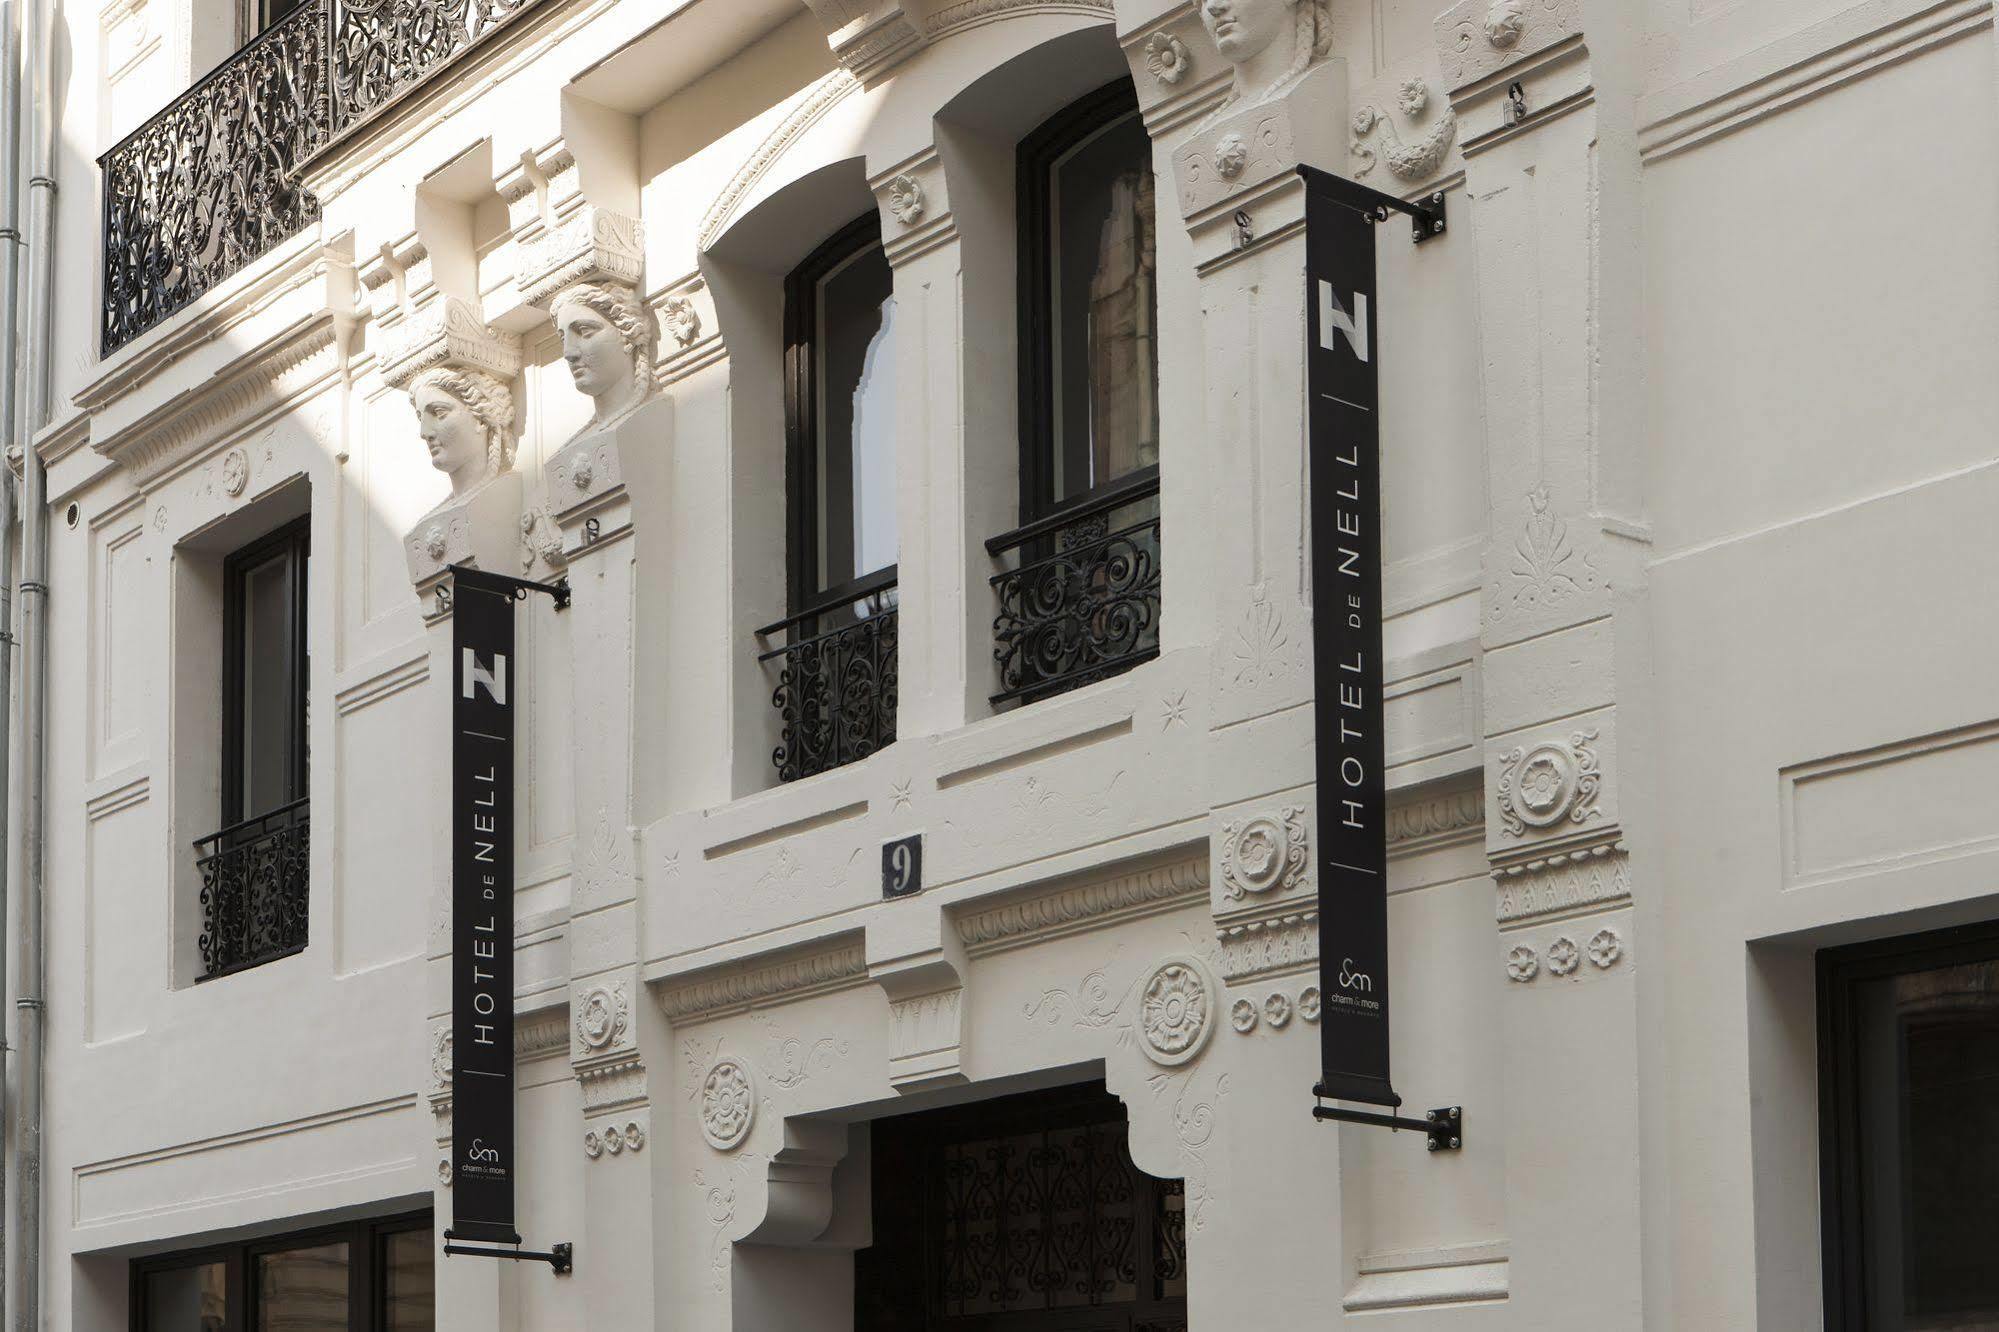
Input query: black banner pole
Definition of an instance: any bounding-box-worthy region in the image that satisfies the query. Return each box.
[445,565,577,1256]
[1301,165,1461,1149]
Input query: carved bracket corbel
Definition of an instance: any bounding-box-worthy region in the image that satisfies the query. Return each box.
[868,920,969,1092]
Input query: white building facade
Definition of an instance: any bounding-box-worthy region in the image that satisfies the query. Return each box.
[6,0,1997,1324]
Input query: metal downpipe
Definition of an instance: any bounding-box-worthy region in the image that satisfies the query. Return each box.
[0,0,25,1317]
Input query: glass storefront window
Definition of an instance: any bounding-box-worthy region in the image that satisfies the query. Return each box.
[144,1261,228,1332]
[255,1241,349,1330]
[383,1228,435,1330]
[132,1215,429,1332]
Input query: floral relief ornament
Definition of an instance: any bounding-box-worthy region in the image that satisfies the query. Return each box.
[1138,957,1216,1066]
[1264,992,1292,1029]
[1213,132,1249,180]
[886,174,924,226]
[1350,77,1457,182]
[662,294,702,348]
[1547,936,1580,976]
[575,983,630,1052]
[1299,986,1322,1022]
[221,447,249,497]
[1506,944,1539,982]
[1230,997,1258,1033]
[1144,30,1192,86]
[1496,728,1602,837]
[1588,928,1622,969]
[1484,0,1525,46]
[1220,806,1308,900]
[700,1057,757,1151]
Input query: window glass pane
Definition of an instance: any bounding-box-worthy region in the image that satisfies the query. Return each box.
[1048,108,1156,504]
[383,1228,435,1330]
[254,1240,349,1331]
[1853,959,1999,1328]
[145,1261,227,1331]
[239,550,293,817]
[814,241,897,592]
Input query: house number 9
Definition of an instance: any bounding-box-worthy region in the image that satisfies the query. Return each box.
[882,834,922,900]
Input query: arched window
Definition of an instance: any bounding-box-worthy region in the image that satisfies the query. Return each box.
[758,212,899,782]
[989,80,1162,708]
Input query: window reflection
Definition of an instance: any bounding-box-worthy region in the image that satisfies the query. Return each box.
[813,239,897,595]
[145,1262,227,1332]
[255,1241,349,1331]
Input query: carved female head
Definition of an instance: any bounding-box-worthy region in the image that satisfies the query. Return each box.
[1199,0,1334,105]
[410,366,516,498]
[549,281,658,425]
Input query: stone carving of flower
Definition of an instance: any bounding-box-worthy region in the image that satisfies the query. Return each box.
[1264,993,1292,1029]
[1484,0,1525,48]
[1547,936,1580,976]
[604,1124,626,1155]
[1506,945,1538,982]
[437,1159,452,1185]
[1144,30,1191,86]
[1230,997,1258,1032]
[1140,961,1213,1063]
[701,1058,756,1150]
[576,985,628,1051]
[1520,755,1564,810]
[886,174,924,226]
[422,525,447,561]
[584,1130,604,1160]
[1238,826,1277,878]
[1352,106,1379,135]
[1588,928,1622,969]
[1398,78,1430,118]
[571,455,594,490]
[1214,132,1249,180]
[624,1121,646,1151]
[662,294,702,347]
[1298,986,1322,1022]
[222,448,249,497]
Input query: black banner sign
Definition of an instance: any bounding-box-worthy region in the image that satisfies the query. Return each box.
[1304,168,1398,1109]
[450,567,521,1243]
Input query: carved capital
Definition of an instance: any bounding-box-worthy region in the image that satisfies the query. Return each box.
[377,296,522,392]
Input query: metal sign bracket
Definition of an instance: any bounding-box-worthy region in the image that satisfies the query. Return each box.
[1297,166,1447,245]
[442,1237,574,1274]
[1312,1096,1463,1152]
[447,564,571,610]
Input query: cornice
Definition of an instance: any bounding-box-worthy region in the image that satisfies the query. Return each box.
[658,936,869,1024]
[89,316,343,485]
[956,856,1207,956]
[1387,783,1484,854]
[517,1011,571,1060]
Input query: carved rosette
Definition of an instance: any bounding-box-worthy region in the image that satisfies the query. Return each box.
[431,1025,453,1089]
[1144,30,1192,86]
[1496,730,1602,837]
[575,983,631,1055]
[661,294,702,348]
[1137,957,1216,1066]
[585,1120,647,1160]
[1220,806,1309,900]
[885,174,925,226]
[700,1057,757,1151]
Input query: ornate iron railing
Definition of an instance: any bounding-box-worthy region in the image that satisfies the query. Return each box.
[100,0,330,354]
[100,0,545,353]
[195,797,310,979]
[758,569,899,783]
[330,0,539,129]
[988,469,1162,707]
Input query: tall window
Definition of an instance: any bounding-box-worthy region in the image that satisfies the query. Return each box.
[758,213,899,782]
[1018,79,1158,518]
[223,518,309,827]
[132,1212,432,1330]
[198,517,310,978]
[987,80,1163,708]
[1820,922,1999,1329]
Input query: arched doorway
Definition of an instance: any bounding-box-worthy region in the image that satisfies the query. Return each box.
[855,1083,1187,1331]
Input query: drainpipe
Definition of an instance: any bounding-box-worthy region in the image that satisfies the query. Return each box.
[0,0,24,1317]
[13,0,54,1313]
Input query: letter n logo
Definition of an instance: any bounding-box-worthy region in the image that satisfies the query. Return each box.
[463,649,508,705]
[1318,280,1369,363]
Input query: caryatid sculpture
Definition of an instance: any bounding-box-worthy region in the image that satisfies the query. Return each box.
[549,281,658,440]
[410,366,517,508]
[1199,0,1335,115]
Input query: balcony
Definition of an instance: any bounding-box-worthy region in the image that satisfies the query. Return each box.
[101,0,545,354]
[758,569,899,783]
[195,797,310,979]
[987,469,1161,708]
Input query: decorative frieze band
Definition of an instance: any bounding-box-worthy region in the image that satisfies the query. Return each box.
[955,857,1208,956]
[659,937,869,1024]
[1216,908,1317,984]
[1492,840,1628,925]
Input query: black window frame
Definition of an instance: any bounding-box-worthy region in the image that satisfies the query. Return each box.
[221,515,310,828]
[1014,77,1156,528]
[130,1210,432,1332]
[783,210,899,623]
[1818,917,1999,1330]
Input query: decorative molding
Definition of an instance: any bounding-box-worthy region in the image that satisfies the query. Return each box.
[1215,909,1317,984]
[376,295,522,391]
[1387,786,1483,851]
[516,1012,569,1060]
[1137,957,1216,1067]
[1219,806,1308,900]
[1489,486,1605,626]
[91,318,341,483]
[957,856,1207,955]
[574,982,631,1054]
[584,1120,647,1159]
[925,0,1111,40]
[517,208,644,309]
[697,70,860,251]
[431,1024,452,1089]
[1492,840,1629,924]
[334,653,430,718]
[887,988,965,1089]
[1495,730,1601,837]
[1506,923,1628,983]
[700,1057,756,1151]
[1435,0,1579,90]
[85,773,151,823]
[659,937,869,1023]
[1350,81,1458,181]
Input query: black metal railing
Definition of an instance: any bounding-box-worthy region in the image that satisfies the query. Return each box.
[101,0,544,354]
[757,568,899,783]
[988,469,1162,707]
[195,797,310,979]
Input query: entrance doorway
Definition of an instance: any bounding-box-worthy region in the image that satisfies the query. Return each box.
[854,1083,1187,1332]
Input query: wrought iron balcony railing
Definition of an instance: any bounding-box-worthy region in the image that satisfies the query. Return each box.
[757,569,899,783]
[101,0,544,354]
[988,468,1161,708]
[196,797,310,979]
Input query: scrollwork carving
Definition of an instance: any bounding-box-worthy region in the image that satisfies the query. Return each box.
[575,983,631,1052]
[1496,729,1603,837]
[1220,806,1309,899]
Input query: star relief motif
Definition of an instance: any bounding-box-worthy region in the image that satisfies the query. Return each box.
[890,779,914,811]
[1161,691,1189,730]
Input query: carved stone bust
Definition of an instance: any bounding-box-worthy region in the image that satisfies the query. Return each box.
[1198,0,1335,119]
[550,281,658,442]
[410,366,516,511]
